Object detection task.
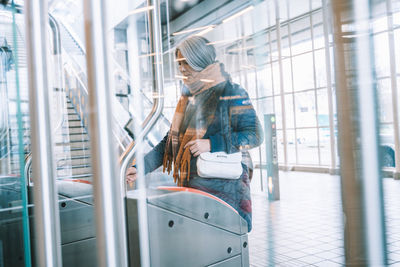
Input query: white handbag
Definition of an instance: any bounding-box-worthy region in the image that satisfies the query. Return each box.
[196,151,243,179]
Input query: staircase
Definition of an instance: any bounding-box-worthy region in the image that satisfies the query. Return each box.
[0,11,94,184]
[55,97,92,183]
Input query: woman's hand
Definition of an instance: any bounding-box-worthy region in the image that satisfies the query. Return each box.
[184,139,211,157]
[126,166,137,184]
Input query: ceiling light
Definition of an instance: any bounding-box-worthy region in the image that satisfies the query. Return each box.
[195,26,215,36]
[173,25,215,36]
[228,46,256,52]
[242,65,256,70]
[175,58,187,62]
[139,52,156,58]
[127,6,154,15]
[222,6,254,24]
[200,79,214,83]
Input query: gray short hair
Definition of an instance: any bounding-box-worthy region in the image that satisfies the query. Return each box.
[176,36,216,71]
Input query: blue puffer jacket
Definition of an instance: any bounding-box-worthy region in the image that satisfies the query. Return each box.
[144,81,263,231]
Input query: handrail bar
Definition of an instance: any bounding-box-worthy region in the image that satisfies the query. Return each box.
[111,57,170,126]
[119,0,165,194]
[24,152,32,186]
[0,47,9,140]
[53,14,86,55]
[48,13,66,133]
[54,10,170,128]
[63,57,132,149]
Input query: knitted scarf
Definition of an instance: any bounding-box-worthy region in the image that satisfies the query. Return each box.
[163,62,227,186]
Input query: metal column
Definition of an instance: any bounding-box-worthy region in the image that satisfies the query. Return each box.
[83,0,128,266]
[322,0,337,173]
[386,0,400,179]
[24,0,62,266]
[273,0,288,168]
[330,0,387,265]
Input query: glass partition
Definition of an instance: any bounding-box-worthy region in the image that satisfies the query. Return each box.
[0,0,397,266]
[0,4,32,266]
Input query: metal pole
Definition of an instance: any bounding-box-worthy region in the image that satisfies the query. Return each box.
[330,0,387,265]
[386,0,400,179]
[322,0,337,172]
[309,0,322,166]
[83,0,128,266]
[285,0,299,165]
[24,0,62,266]
[274,0,288,168]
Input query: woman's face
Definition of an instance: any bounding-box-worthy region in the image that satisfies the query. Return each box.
[177,50,197,79]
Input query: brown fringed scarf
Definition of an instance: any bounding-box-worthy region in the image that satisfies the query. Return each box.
[163,62,228,186]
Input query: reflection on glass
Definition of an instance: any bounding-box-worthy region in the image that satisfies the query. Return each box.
[317,89,329,126]
[272,61,281,95]
[374,33,391,77]
[290,17,312,55]
[377,78,393,124]
[296,128,318,164]
[257,67,273,97]
[285,94,295,129]
[319,127,331,165]
[314,49,327,87]
[274,96,282,129]
[395,30,400,72]
[259,97,274,116]
[380,124,395,167]
[282,58,293,93]
[288,0,310,19]
[292,52,314,91]
[286,129,296,164]
[277,129,284,163]
[295,91,316,127]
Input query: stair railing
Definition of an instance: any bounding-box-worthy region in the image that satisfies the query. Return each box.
[48,14,66,134]
[0,46,11,170]
[119,0,165,195]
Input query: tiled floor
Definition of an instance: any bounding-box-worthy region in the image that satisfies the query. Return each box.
[248,171,400,266]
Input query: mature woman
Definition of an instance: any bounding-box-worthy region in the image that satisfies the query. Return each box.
[126,36,263,231]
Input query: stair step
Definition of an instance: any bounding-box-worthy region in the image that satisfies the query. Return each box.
[58,164,91,170]
[68,121,82,127]
[56,141,90,149]
[65,127,87,134]
[58,156,91,166]
[68,114,79,121]
[63,134,89,142]
[62,131,88,136]
[10,127,29,132]
[57,167,92,176]
[57,173,92,180]
[69,146,90,152]
[68,125,85,129]
[60,149,90,157]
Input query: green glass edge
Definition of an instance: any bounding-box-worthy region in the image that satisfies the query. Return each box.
[11,1,32,266]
